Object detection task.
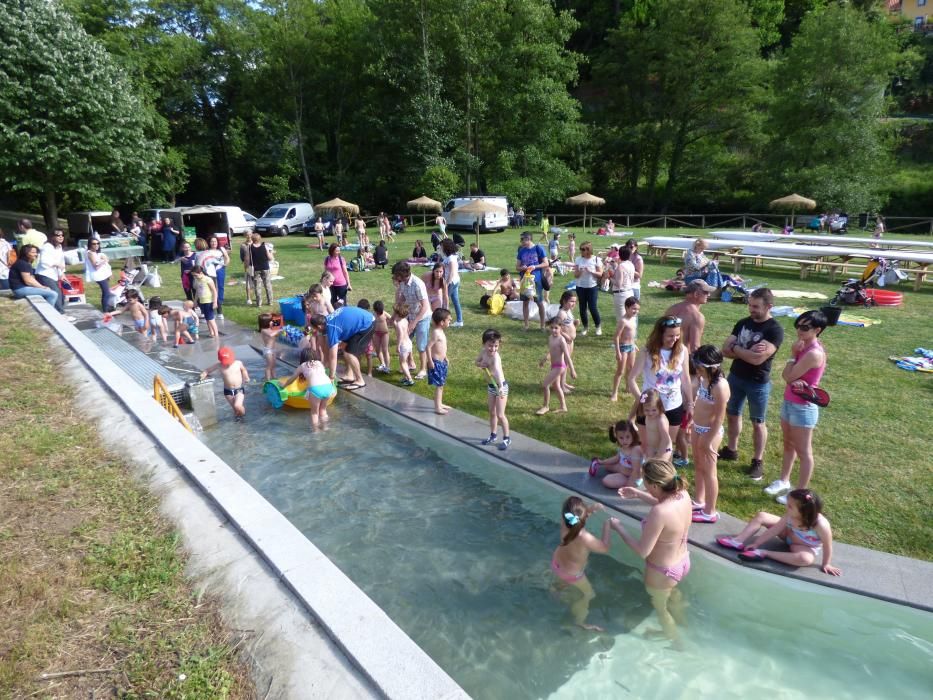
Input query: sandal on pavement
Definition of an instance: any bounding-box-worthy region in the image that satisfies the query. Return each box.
[738,549,766,562]
[716,536,746,551]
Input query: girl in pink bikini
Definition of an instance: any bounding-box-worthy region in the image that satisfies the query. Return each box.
[594,419,643,490]
[551,496,612,632]
[611,459,692,644]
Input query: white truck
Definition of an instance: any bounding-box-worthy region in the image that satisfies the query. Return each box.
[442,195,509,232]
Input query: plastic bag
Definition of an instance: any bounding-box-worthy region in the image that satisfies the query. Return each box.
[144,266,162,288]
[519,271,536,299]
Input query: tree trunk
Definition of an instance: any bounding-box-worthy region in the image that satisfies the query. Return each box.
[43,190,58,233]
[293,88,314,205]
[661,123,689,213]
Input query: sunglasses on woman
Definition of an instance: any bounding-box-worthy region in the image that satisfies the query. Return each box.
[661,317,682,327]
[796,323,814,331]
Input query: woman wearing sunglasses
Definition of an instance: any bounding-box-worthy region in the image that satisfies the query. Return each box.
[627,315,694,451]
[765,310,829,505]
[84,238,114,311]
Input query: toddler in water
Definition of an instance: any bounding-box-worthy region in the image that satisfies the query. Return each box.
[551,496,612,632]
[112,288,148,335]
[200,346,249,420]
[372,300,391,373]
[637,389,672,460]
[171,304,196,347]
[393,302,414,386]
[258,313,279,380]
[182,300,200,340]
[536,317,576,415]
[594,419,644,490]
[476,329,510,450]
[278,348,336,429]
[147,296,167,342]
[717,488,842,576]
[610,297,640,402]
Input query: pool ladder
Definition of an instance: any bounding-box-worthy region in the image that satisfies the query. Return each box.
[154,375,193,433]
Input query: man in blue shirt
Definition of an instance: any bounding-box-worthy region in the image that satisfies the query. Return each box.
[309,305,374,390]
[516,231,548,330]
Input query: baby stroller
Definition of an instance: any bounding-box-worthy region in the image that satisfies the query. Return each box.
[111,258,148,307]
[830,257,887,307]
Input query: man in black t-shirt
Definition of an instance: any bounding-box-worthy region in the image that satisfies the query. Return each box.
[467,243,486,270]
[719,287,784,481]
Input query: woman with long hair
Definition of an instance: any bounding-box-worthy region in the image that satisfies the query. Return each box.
[627,315,694,448]
[323,243,351,307]
[421,262,448,311]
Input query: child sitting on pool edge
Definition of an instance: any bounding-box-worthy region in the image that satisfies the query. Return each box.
[201,346,249,421]
[716,488,841,576]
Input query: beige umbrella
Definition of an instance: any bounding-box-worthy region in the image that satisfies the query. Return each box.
[769,193,816,226]
[407,195,443,231]
[451,199,507,246]
[316,197,360,217]
[565,192,606,232]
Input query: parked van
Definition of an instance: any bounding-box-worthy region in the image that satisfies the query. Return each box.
[140,208,184,230]
[181,205,253,240]
[66,211,113,243]
[442,195,509,232]
[255,202,314,237]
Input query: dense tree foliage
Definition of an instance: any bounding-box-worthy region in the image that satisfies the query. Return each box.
[0,0,158,230]
[2,0,928,218]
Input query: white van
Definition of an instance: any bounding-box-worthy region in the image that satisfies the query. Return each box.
[255,202,315,237]
[442,195,509,232]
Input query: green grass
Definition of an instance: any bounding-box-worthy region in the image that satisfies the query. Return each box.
[0,301,253,698]
[76,225,933,561]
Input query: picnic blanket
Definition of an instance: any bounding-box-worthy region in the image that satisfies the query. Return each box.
[889,349,933,373]
[770,290,829,300]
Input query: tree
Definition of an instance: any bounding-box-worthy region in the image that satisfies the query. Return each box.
[0,0,159,229]
[594,0,766,211]
[764,5,902,212]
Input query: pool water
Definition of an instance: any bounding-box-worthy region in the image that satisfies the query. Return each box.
[199,358,932,699]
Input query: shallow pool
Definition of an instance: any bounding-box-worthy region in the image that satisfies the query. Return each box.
[199,359,932,699]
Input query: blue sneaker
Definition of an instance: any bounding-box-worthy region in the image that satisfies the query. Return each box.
[498,437,511,451]
[481,433,498,445]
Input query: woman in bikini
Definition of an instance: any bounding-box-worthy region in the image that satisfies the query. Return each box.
[611,459,692,645]
[551,496,612,631]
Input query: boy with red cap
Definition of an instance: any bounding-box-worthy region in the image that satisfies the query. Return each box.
[200,346,250,420]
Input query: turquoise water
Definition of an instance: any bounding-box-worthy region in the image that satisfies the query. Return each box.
[199,357,932,699]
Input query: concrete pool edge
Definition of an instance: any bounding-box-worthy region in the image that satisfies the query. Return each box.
[25,298,467,700]
[328,356,933,614]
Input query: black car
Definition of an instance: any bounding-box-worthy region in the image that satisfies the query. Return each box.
[303,216,336,236]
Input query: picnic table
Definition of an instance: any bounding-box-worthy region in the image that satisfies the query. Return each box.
[710,230,933,251]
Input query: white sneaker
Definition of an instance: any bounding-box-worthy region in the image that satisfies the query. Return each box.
[595,326,603,336]
[763,479,791,497]
[776,494,788,505]
[452,321,464,327]
[217,313,224,319]
[580,329,588,336]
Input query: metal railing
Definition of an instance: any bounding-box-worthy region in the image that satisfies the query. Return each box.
[154,375,192,433]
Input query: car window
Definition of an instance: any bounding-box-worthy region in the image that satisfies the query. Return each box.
[287,208,296,219]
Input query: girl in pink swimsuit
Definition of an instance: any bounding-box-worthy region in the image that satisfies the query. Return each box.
[551,496,612,632]
[594,419,644,490]
[610,459,692,644]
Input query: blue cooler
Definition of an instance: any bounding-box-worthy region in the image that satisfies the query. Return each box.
[278,296,305,326]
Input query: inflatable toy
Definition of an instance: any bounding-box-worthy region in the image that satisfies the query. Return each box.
[264,376,336,409]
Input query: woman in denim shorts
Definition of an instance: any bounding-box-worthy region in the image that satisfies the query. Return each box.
[766,310,828,504]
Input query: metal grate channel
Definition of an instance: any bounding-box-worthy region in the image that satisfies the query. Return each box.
[82,328,189,405]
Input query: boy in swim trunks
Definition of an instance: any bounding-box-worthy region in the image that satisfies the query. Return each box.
[258,313,279,380]
[201,346,249,420]
[170,305,195,347]
[112,288,149,335]
[610,296,640,402]
[427,308,452,415]
[476,329,511,450]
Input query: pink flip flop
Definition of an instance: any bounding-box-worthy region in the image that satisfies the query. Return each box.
[738,549,766,562]
[716,536,746,551]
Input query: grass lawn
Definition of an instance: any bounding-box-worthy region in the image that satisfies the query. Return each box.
[0,302,253,698]
[75,224,933,561]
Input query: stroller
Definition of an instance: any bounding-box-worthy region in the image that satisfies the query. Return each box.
[110,258,148,307]
[830,257,897,306]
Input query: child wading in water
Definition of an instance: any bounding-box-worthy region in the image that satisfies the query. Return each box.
[536,317,576,415]
[372,299,391,374]
[393,302,414,386]
[427,308,452,414]
[171,304,196,347]
[147,296,167,342]
[278,348,336,429]
[551,496,612,632]
[636,389,672,460]
[716,488,842,575]
[258,313,279,380]
[476,328,510,450]
[200,347,249,421]
[594,419,644,490]
[690,345,730,524]
[610,297,640,402]
[112,288,149,335]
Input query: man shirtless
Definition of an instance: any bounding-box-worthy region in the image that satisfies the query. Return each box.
[664,278,713,464]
